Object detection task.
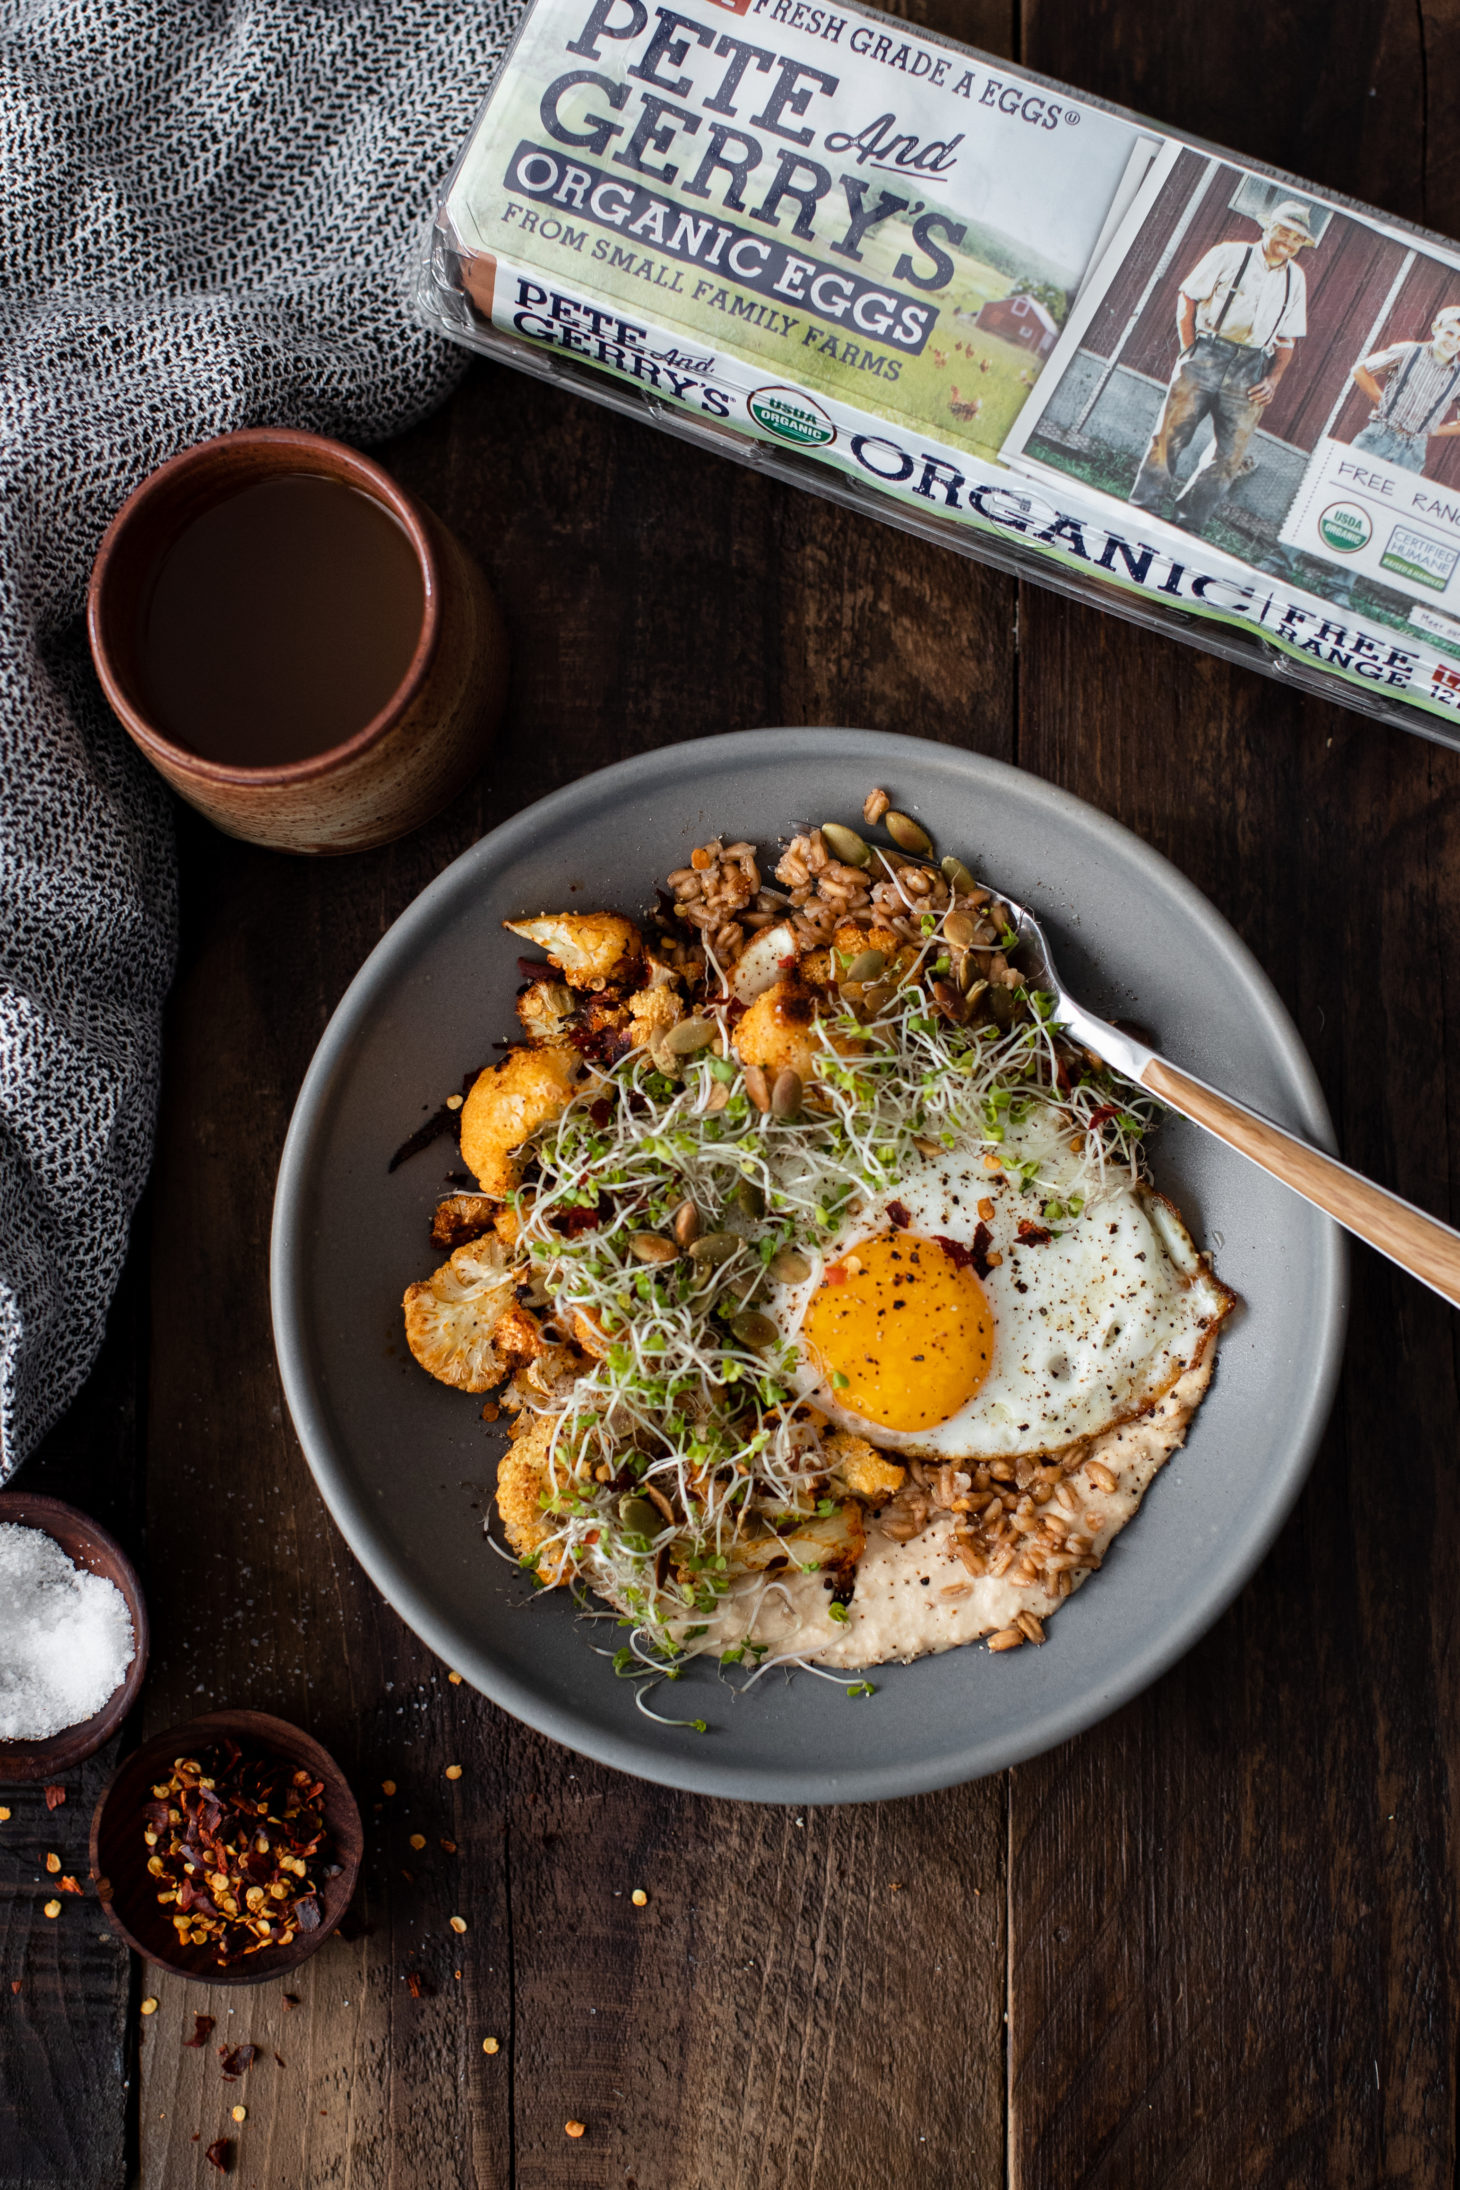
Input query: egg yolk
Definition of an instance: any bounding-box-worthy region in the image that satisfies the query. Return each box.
[801,1232,995,1432]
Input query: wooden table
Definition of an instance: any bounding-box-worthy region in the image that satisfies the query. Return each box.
[5,1,1459,2181]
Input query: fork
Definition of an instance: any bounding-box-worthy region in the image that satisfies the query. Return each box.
[997,890,1460,1311]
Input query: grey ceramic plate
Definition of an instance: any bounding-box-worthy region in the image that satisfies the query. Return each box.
[272,730,1346,1803]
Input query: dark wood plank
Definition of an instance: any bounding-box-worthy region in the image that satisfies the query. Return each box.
[1010,3,1460,2184]
[131,9,1026,2155]
[0,1241,146,2190]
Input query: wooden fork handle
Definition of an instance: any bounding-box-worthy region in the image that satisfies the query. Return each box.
[1142,1056,1460,1310]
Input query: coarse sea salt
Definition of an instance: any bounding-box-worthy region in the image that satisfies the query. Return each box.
[0,1522,135,1740]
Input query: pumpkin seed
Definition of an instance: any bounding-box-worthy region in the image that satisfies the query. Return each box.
[843,948,886,984]
[943,910,975,949]
[884,810,932,856]
[820,822,870,867]
[860,980,893,1014]
[962,963,990,1001]
[688,1230,740,1265]
[734,1174,766,1219]
[768,1247,812,1284]
[771,1068,803,1119]
[618,1495,663,1537]
[731,1310,779,1350]
[941,854,977,895]
[629,1232,678,1264]
[744,1063,772,1113]
[664,1015,717,1054]
[672,1198,701,1248]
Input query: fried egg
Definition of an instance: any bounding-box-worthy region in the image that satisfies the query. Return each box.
[771,1117,1233,1460]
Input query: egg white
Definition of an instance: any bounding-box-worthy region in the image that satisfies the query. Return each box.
[770,1117,1233,1460]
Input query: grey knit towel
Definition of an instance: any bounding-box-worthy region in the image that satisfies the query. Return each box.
[0,0,523,1478]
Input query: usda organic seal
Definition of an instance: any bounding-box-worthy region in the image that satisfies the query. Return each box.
[748,387,836,449]
[1317,502,1372,554]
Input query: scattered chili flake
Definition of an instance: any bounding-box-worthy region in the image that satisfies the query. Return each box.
[43,1786,65,1810]
[482,2037,499,2055]
[44,1853,59,1873]
[140,1997,159,2017]
[203,2137,231,2171]
[1016,1219,1053,1246]
[444,1766,462,1782]
[406,1972,423,1999]
[42,1901,60,1919]
[11,1979,23,1994]
[281,1995,299,2012]
[934,1233,975,1272]
[219,2044,259,2080]
[565,2121,586,2139]
[440,1839,457,1855]
[184,2014,216,2047]
[58,1876,82,1895]
[274,2053,286,2068]
[885,1200,911,1229]
[143,1740,334,1968]
[965,1222,994,1279]
[449,1916,467,1934]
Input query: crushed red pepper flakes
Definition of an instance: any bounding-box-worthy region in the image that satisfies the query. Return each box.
[219,2043,259,2080]
[183,2013,216,2047]
[204,2137,232,2171]
[10,1980,21,1995]
[43,1786,65,1810]
[281,1993,299,2011]
[143,1740,336,1967]
[58,1876,82,1895]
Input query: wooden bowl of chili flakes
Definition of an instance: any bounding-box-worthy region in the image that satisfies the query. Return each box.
[90,1709,362,1983]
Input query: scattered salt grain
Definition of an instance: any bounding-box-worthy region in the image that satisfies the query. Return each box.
[0,1524,134,1739]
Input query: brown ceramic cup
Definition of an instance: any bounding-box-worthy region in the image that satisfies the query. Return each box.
[87,427,508,855]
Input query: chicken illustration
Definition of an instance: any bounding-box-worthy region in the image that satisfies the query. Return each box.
[948,386,983,422]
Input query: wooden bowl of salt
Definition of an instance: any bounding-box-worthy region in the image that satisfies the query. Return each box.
[0,1491,149,1781]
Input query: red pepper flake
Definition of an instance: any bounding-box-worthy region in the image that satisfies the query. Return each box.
[274,2052,286,2068]
[204,2138,232,2172]
[933,1234,974,1272]
[824,1262,848,1286]
[57,1875,83,1895]
[885,1201,911,1230]
[219,2044,259,2080]
[1086,1101,1119,1132]
[516,957,553,981]
[406,1972,423,1999]
[144,1739,333,1968]
[184,2014,216,2048]
[1016,1220,1053,1246]
[281,1994,299,2012]
[9,1980,20,1994]
[42,1786,65,1810]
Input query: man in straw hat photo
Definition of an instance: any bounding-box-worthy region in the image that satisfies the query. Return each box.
[1349,304,1460,473]
[1130,198,1318,533]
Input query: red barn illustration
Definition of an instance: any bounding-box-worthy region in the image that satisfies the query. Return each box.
[974,292,1059,356]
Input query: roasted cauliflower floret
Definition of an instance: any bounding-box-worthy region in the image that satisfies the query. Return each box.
[628,985,683,1049]
[516,977,575,1041]
[734,975,847,1085]
[460,1043,583,1198]
[725,1501,866,1575]
[504,912,642,991]
[495,1413,575,1583]
[403,1235,521,1392]
[824,1431,906,1506]
[430,1192,498,1253]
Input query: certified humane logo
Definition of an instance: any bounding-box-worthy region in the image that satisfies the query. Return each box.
[748,387,836,449]
[1317,502,1372,554]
